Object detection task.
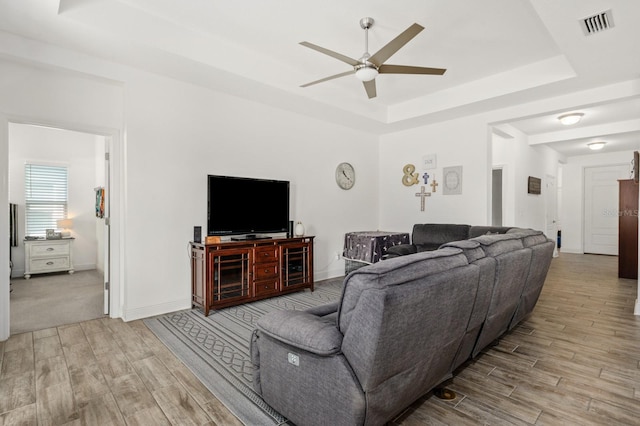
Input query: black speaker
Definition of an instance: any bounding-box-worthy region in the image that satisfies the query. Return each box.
[194,226,202,243]
[288,221,294,238]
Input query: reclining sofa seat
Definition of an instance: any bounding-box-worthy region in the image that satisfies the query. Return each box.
[462,233,533,356]
[438,239,495,370]
[251,247,482,426]
[507,230,555,329]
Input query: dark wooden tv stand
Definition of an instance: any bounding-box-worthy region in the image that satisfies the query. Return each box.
[190,236,314,315]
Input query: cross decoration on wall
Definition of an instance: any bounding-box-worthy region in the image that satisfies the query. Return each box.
[415,186,431,211]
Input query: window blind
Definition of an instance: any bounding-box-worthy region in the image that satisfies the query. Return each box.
[25,163,68,237]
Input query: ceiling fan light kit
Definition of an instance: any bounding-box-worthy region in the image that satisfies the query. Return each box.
[300,17,446,99]
[558,112,584,125]
[355,65,378,81]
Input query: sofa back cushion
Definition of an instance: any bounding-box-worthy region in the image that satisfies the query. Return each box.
[469,234,532,356]
[336,248,480,422]
[468,226,516,239]
[508,230,555,328]
[412,223,471,251]
[439,239,496,369]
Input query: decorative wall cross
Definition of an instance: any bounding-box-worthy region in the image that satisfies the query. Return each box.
[430,179,439,193]
[422,172,430,184]
[415,186,431,211]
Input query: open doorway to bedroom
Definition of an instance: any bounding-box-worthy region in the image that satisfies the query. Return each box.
[8,123,109,334]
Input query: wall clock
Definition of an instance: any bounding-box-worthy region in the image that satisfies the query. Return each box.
[335,162,355,190]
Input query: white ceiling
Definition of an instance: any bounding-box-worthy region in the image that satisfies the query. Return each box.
[0,0,639,157]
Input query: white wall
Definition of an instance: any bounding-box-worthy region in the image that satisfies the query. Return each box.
[379,116,490,231]
[121,71,379,319]
[561,151,633,254]
[8,124,101,275]
[0,40,381,326]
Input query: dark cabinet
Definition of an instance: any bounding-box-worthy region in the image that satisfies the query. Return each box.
[618,179,638,279]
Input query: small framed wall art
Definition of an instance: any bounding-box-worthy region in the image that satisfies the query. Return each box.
[443,166,463,195]
[528,176,541,195]
[422,154,437,170]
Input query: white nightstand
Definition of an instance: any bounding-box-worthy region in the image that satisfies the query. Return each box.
[24,238,75,279]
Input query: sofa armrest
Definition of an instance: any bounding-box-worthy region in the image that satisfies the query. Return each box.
[305,301,340,318]
[384,244,417,258]
[256,310,343,356]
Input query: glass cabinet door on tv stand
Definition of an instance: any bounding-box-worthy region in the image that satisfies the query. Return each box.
[281,241,314,290]
[210,248,251,304]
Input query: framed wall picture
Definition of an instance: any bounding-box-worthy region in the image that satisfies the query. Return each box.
[443,166,463,195]
[528,176,542,194]
[422,154,437,170]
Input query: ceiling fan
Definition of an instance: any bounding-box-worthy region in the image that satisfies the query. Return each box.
[300,17,446,99]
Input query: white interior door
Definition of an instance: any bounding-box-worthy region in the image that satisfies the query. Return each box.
[584,165,629,255]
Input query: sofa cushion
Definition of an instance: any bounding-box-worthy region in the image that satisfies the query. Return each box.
[338,247,468,333]
[411,224,471,251]
[256,310,343,356]
[439,239,485,263]
[468,226,516,239]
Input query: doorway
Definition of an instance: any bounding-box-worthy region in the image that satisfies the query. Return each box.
[583,164,629,255]
[492,168,503,226]
[545,174,558,256]
[8,123,110,333]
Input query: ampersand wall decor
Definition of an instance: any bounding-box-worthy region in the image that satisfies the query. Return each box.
[402,164,420,186]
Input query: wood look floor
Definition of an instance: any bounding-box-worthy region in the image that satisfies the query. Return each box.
[0,253,638,425]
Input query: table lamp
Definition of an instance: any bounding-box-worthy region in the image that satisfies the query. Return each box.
[56,218,73,238]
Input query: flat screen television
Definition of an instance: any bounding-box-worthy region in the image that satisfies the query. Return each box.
[207,175,290,238]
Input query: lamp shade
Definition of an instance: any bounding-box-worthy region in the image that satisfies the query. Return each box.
[56,218,73,229]
[588,141,606,151]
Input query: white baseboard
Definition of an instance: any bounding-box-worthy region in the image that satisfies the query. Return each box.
[123,299,191,322]
[635,299,640,316]
[558,248,583,254]
[74,263,97,272]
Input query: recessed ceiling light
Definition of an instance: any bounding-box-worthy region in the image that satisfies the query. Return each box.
[588,141,606,150]
[558,113,584,125]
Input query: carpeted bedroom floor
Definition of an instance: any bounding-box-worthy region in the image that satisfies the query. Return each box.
[9,269,105,334]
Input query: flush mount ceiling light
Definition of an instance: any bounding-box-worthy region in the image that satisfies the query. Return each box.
[588,141,606,150]
[558,113,584,125]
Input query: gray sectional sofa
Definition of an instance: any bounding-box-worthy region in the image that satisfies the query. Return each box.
[250,228,555,426]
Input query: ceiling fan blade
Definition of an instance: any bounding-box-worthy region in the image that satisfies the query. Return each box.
[369,23,424,66]
[300,70,355,88]
[378,64,446,75]
[363,80,377,99]
[299,41,360,67]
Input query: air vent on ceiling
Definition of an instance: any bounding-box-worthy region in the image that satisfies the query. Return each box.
[581,9,614,36]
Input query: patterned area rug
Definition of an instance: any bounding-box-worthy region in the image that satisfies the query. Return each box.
[144,278,344,425]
